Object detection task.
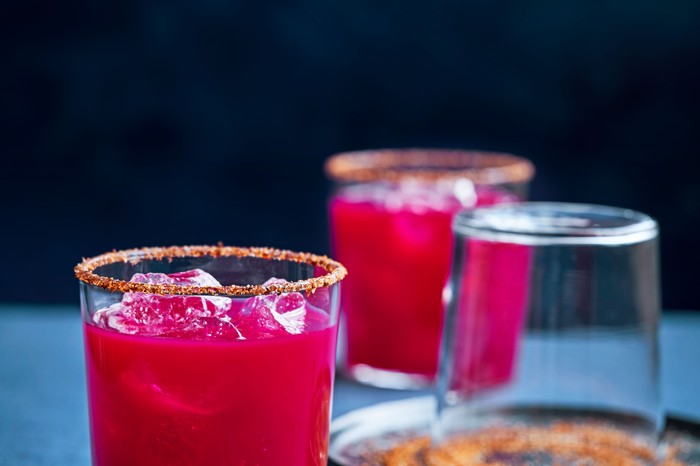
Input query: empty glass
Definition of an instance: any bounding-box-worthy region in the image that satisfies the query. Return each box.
[435,202,661,464]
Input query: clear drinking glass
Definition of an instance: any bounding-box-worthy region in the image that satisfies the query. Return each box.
[325,148,535,388]
[75,245,346,466]
[435,203,661,463]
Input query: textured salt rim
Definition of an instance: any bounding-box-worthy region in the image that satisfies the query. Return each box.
[323,149,535,185]
[74,245,347,296]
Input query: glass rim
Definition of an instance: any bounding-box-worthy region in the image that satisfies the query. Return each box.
[74,245,348,296]
[453,202,658,246]
[323,148,535,185]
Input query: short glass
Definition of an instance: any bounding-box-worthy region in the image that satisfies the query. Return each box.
[434,203,661,463]
[324,148,535,388]
[75,245,347,466]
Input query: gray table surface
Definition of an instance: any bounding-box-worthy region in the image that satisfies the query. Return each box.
[1,305,699,465]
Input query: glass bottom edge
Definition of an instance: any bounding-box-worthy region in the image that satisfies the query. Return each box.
[341,364,435,390]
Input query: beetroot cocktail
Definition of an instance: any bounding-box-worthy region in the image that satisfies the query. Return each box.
[325,150,534,388]
[75,246,347,466]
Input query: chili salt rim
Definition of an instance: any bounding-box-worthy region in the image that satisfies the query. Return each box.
[74,245,347,297]
[324,148,535,185]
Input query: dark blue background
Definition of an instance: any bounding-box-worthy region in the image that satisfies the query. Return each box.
[3,1,699,308]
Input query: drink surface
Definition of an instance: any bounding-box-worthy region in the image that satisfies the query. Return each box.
[329,181,519,379]
[83,270,336,466]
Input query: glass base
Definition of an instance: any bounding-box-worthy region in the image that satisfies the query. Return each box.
[342,364,434,390]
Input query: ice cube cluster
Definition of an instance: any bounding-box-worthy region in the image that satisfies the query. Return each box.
[339,179,479,214]
[339,178,523,215]
[92,270,311,340]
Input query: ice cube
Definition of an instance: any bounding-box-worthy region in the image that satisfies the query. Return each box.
[92,269,234,337]
[453,178,477,208]
[130,269,224,287]
[233,278,307,337]
[93,301,142,334]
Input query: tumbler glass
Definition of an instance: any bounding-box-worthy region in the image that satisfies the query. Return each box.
[325,148,535,388]
[75,245,346,466]
[434,203,661,464]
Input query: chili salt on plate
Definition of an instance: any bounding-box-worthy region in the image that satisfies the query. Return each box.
[329,397,700,466]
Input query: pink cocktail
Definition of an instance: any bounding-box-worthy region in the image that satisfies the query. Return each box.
[325,150,534,388]
[75,246,347,466]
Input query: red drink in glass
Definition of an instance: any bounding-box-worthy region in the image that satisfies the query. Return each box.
[76,246,347,465]
[325,150,534,388]
[84,318,336,465]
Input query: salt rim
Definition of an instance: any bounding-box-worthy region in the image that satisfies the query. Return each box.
[323,149,535,185]
[74,245,348,297]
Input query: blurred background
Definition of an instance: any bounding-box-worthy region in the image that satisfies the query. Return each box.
[3,1,699,309]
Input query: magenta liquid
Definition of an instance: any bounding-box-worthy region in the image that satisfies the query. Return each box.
[451,238,532,393]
